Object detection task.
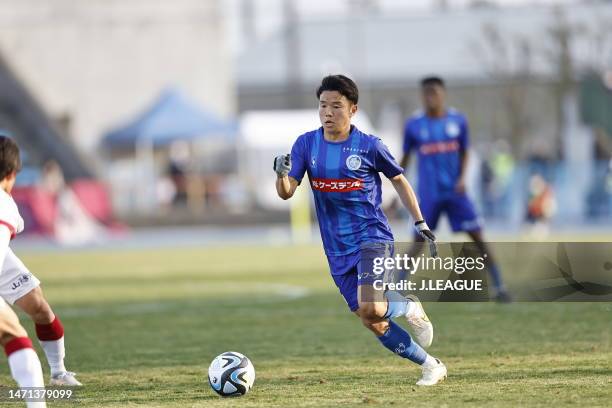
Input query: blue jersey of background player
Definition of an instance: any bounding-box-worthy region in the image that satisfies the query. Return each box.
[273,75,447,386]
[398,76,510,302]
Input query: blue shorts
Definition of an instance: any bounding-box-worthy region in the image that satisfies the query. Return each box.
[420,193,481,233]
[327,243,393,312]
[331,268,359,312]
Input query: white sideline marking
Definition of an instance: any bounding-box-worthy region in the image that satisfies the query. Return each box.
[54,284,311,317]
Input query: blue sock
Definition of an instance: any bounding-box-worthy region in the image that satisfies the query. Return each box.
[383,291,408,319]
[488,263,505,293]
[377,320,427,365]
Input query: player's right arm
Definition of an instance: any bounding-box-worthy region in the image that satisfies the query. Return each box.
[400,119,415,175]
[398,153,410,174]
[274,155,299,200]
[455,115,470,194]
[274,136,307,200]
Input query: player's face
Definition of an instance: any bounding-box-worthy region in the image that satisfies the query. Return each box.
[422,84,446,113]
[318,91,357,135]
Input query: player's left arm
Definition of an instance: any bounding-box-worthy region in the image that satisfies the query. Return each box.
[374,139,435,243]
[389,174,424,224]
[390,174,437,253]
[375,137,422,222]
[455,117,470,193]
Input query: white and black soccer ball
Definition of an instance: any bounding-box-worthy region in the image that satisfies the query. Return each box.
[208,351,255,397]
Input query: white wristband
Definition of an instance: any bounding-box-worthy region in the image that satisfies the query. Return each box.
[415,221,429,232]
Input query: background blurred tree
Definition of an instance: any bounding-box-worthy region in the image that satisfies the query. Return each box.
[474,6,612,159]
[472,23,535,158]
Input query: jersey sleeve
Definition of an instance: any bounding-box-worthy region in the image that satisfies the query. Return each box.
[374,139,403,179]
[288,135,307,184]
[0,220,16,239]
[0,194,23,239]
[402,120,415,155]
[0,227,10,267]
[459,116,469,152]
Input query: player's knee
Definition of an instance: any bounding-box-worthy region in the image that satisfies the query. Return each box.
[16,288,54,324]
[0,311,28,345]
[359,317,388,336]
[0,330,28,346]
[357,302,386,323]
[31,302,54,324]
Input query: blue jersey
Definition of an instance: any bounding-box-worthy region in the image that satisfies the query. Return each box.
[403,108,469,201]
[288,125,403,258]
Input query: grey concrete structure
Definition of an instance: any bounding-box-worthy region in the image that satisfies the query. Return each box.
[0,0,234,153]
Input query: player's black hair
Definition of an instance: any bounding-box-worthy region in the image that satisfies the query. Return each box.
[316,75,359,105]
[421,76,446,88]
[0,135,21,181]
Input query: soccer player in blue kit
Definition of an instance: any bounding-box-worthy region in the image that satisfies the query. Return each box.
[274,75,447,386]
[398,76,510,302]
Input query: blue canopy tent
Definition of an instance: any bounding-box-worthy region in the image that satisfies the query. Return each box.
[102,87,236,149]
[101,88,236,213]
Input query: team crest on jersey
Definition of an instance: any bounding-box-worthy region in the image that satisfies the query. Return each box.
[446,121,460,138]
[346,154,362,171]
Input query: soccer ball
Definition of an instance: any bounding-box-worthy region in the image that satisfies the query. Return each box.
[208,351,255,397]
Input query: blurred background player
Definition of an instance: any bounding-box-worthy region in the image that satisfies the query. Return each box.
[274,75,446,386]
[397,76,511,302]
[0,136,81,386]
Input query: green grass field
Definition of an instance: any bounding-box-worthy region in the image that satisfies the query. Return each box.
[0,245,610,407]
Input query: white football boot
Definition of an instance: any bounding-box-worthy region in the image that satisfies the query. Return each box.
[49,371,82,386]
[405,294,434,348]
[417,358,447,386]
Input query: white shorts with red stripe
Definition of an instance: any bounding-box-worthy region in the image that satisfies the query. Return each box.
[0,249,40,305]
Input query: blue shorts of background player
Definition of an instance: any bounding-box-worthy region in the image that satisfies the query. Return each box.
[419,193,482,234]
[414,193,511,301]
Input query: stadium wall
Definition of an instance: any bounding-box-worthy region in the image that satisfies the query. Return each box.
[0,0,234,154]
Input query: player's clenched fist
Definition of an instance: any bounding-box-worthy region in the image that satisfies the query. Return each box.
[415,220,438,257]
[273,154,291,177]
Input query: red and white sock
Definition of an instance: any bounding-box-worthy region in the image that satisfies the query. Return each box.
[4,337,46,408]
[35,317,66,376]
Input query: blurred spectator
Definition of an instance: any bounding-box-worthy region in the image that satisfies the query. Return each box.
[40,160,65,194]
[586,129,612,218]
[480,140,515,219]
[166,141,190,207]
[480,157,495,216]
[39,160,104,245]
[156,176,177,214]
[525,173,556,237]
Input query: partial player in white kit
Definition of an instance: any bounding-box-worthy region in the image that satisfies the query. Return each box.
[0,292,47,408]
[0,134,81,387]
